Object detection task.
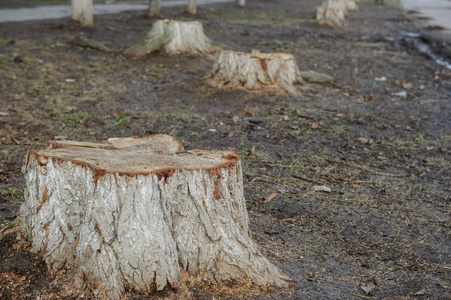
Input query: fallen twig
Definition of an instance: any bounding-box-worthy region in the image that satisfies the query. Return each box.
[391,224,401,245]
[348,163,406,177]
[69,36,112,52]
[350,293,374,300]
[291,174,323,185]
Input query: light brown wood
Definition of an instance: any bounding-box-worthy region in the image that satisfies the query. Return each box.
[316,0,359,27]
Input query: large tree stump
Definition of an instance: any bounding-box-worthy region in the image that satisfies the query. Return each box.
[19,135,288,299]
[208,50,303,95]
[124,20,216,58]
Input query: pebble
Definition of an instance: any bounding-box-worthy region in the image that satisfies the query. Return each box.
[312,185,331,193]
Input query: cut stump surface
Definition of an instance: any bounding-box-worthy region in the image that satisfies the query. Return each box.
[19,135,288,299]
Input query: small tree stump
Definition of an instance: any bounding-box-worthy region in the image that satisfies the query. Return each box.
[19,135,288,299]
[187,0,197,15]
[148,0,161,16]
[71,0,93,27]
[124,20,216,58]
[316,0,358,27]
[237,0,246,7]
[208,50,303,95]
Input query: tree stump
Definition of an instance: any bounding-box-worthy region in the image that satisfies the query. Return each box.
[187,0,197,15]
[124,20,216,58]
[71,0,93,27]
[19,135,288,299]
[237,0,246,7]
[148,0,161,16]
[208,50,303,95]
[316,0,358,27]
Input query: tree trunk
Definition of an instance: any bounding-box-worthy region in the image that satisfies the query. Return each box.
[148,0,161,16]
[187,0,197,15]
[208,50,303,95]
[124,19,216,58]
[71,0,93,27]
[19,135,288,299]
[237,0,246,7]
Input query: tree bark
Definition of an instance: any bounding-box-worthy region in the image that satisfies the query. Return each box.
[187,0,197,15]
[237,0,246,7]
[208,50,303,95]
[20,135,288,299]
[71,0,93,27]
[148,0,161,16]
[124,19,216,58]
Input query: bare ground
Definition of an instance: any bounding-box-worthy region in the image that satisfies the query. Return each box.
[0,0,450,299]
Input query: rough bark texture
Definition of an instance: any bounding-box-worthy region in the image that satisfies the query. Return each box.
[187,0,197,15]
[124,19,215,58]
[316,0,359,27]
[19,135,288,299]
[71,0,93,27]
[237,0,246,7]
[148,0,161,16]
[208,50,303,95]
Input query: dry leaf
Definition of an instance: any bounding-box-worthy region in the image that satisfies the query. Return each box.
[414,288,426,296]
[439,145,450,153]
[244,110,253,116]
[312,185,331,193]
[361,282,376,294]
[402,82,414,90]
[356,137,373,145]
[264,193,277,203]
[311,122,319,129]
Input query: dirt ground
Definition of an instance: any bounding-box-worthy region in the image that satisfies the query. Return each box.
[0,0,450,299]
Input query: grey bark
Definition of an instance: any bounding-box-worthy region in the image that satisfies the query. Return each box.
[20,135,288,299]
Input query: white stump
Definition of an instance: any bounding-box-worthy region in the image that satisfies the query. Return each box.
[124,19,215,58]
[187,0,197,15]
[19,135,288,299]
[148,0,161,16]
[71,0,93,27]
[208,50,303,95]
[316,0,359,27]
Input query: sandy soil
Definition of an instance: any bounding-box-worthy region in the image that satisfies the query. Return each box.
[0,0,450,299]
